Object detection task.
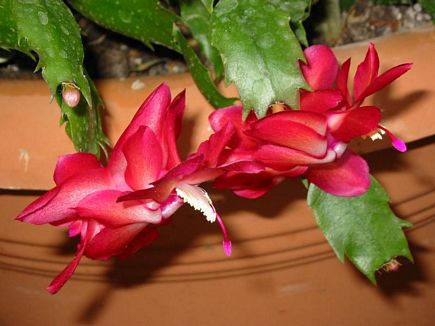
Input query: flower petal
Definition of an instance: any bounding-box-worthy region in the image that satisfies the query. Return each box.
[85,223,149,260]
[249,111,328,157]
[75,190,162,226]
[300,90,343,113]
[305,151,370,196]
[337,58,351,107]
[123,126,163,190]
[255,144,336,170]
[118,154,204,203]
[54,153,101,185]
[17,168,112,225]
[353,43,379,102]
[108,84,171,181]
[301,45,339,90]
[328,106,382,142]
[47,220,98,294]
[165,90,185,168]
[361,63,412,99]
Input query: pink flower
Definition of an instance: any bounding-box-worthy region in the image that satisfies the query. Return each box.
[202,44,411,197]
[16,84,230,294]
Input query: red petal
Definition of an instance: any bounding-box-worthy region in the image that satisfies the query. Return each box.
[250,111,328,157]
[76,190,162,226]
[305,151,370,196]
[329,106,382,142]
[117,227,159,259]
[361,63,412,99]
[47,220,98,294]
[109,84,171,180]
[197,123,235,167]
[353,43,379,102]
[301,45,339,90]
[118,155,204,203]
[337,58,351,107]
[164,90,185,168]
[123,127,163,190]
[54,153,101,185]
[85,223,148,260]
[300,90,343,113]
[17,168,112,225]
[254,144,336,170]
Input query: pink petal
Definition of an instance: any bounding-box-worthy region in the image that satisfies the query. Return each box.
[75,190,162,226]
[123,126,163,190]
[254,144,336,170]
[209,106,258,149]
[305,151,370,196]
[118,155,204,203]
[209,106,244,132]
[360,63,412,99]
[116,227,159,259]
[17,168,112,225]
[108,84,171,181]
[47,220,98,294]
[164,90,185,168]
[337,58,351,107]
[328,106,382,142]
[214,171,282,199]
[353,43,379,103]
[197,123,235,167]
[85,223,149,260]
[249,111,328,157]
[300,90,343,113]
[54,153,101,185]
[301,45,339,90]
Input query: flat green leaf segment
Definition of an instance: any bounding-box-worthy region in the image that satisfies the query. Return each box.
[174,29,236,108]
[307,176,413,283]
[69,0,179,51]
[211,0,309,118]
[0,0,107,156]
[180,0,224,80]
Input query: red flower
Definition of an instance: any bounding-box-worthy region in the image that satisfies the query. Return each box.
[16,84,230,294]
[203,44,411,197]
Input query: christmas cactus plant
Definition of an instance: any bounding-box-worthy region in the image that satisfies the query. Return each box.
[0,0,418,293]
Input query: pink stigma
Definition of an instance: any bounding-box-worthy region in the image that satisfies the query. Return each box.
[216,214,232,256]
[378,125,407,152]
[392,138,407,152]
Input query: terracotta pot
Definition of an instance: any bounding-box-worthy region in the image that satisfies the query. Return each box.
[1,26,434,325]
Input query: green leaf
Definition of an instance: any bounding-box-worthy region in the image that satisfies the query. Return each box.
[68,0,180,51]
[419,0,435,21]
[307,176,413,283]
[201,0,215,13]
[174,28,236,108]
[180,0,224,80]
[211,0,309,118]
[0,0,107,156]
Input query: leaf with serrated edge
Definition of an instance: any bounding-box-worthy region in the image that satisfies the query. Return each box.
[174,28,236,108]
[211,0,308,118]
[68,0,179,51]
[180,0,224,80]
[307,176,413,283]
[0,0,107,156]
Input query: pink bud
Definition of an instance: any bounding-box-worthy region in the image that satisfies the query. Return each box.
[62,83,81,108]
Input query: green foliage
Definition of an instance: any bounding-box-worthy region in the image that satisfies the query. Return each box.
[0,0,107,156]
[307,176,413,283]
[419,0,435,20]
[174,28,236,108]
[68,0,180,51]
[211,0,310,118]
[180,0,224,80]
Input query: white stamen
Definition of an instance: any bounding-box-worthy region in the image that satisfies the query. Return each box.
[176,184,216,223]
[370,129,386,141]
